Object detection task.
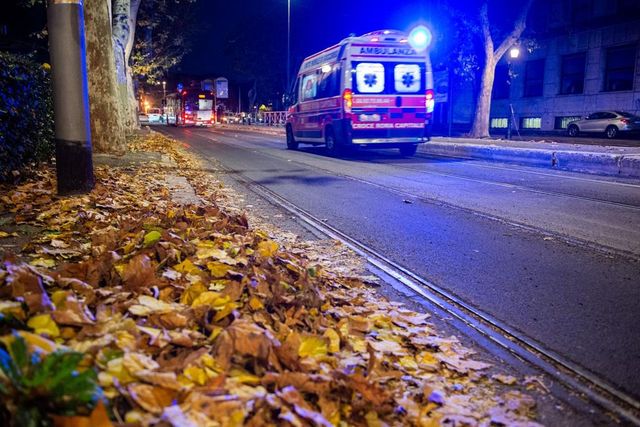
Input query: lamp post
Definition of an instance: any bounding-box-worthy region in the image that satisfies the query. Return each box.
[506,46,520,140]
[287,0,291,97]
[162,80,166,123]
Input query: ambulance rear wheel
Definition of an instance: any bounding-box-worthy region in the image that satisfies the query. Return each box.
[286,127,298,150]
[399,144,418,156]
[325,128,341,156]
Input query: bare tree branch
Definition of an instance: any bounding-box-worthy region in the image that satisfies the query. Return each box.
[493,0,534,60]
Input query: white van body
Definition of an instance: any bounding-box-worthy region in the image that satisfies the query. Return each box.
[286,30,434,155]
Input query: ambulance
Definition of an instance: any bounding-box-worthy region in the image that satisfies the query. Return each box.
[286,29,435,156]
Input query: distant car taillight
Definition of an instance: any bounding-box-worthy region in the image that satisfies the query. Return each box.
[425,89,435,113]
[343,89,353,115]
[621,118,630,124]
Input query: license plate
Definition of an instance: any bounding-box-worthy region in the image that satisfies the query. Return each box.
[359,114,381,122]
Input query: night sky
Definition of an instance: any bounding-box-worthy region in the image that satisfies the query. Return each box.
[179,0,446,76]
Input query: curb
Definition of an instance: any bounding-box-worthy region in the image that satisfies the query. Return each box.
[420,143,640,178]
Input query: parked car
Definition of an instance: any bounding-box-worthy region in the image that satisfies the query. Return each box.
[567,111,640,139]
[147,108,164,124]
[138,113,149,124]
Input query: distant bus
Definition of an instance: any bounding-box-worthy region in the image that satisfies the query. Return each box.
[166,90,214,127]
[286,29,434,156]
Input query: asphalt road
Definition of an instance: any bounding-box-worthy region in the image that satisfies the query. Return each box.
[158,126,640,404]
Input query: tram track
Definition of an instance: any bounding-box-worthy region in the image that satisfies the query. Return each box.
[177,129,640,425]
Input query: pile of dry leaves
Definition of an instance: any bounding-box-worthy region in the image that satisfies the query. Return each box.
[0,133,542,426]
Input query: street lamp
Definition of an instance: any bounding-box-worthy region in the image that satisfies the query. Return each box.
[506,45,521,140]
[161,80,166,123]
[287,0,291,99]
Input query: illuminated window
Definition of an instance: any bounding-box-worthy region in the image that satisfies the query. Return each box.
[521,117,542,129]
[394,64,421,93]
[490,118,508,128]
[301,74,317,101]
[355,63,385,94]
[554,116,582,129]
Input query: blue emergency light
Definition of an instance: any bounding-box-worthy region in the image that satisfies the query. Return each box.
[408,26,432,51]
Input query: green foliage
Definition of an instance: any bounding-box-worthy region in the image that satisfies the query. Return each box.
[132,0,200,85]
[0,334,101,426]
[0,52,54,181]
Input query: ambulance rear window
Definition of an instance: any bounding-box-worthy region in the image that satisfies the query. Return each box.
[394,64,421,93]
[355,63,385,93]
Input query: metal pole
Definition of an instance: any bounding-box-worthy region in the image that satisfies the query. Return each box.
[507,61,512,140]
[287,0,291,93]
[47,0,94,195]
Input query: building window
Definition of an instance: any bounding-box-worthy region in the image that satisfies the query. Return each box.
[490,118,508,128]
[560,53,586,94]
[521,117,542,129]
[604,45,636,92]
[524,59,545,97]
[554,116,582,129]
[492,65,510,99]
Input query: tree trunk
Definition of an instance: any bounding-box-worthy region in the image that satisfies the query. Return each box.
[113,0,137,131]
[470,57,496,138]
[468,0,533,139]
[126,0,142,130]
[84,0,126,153]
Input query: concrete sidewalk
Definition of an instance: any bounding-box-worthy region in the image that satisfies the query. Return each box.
[215,124,640,178]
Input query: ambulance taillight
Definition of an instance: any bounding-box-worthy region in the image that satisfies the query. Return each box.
[343,89,353,115]
[425,89,435,114]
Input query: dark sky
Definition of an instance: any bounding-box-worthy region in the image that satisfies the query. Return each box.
[179,0,446,77]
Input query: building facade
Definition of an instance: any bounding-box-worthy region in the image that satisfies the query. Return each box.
[489,0,640,134]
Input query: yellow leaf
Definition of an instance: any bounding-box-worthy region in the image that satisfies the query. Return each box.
[365,411,383,427]
[208,326,223,342]
[180,282,207,305]
[123,240,138,255]
[183,365,208,386]
[298,336,328,358]
[248,296,264,311]
[229,368,260,385]
[207,262,230,278]
[191,291,223,308]
[99,357,136,387]
[196,247,228,261]
[27,313,60,337]
[128,295,175,316]
[213,301,237,322]
[257,240,278,258]
[0,331,58,355]
[30,258,55,268]
[0,231,10,238]
[51,290,68,308]
[174,259,199,275]
[323,328,340,353]
[417,351,439,367]
[399,355,419,370]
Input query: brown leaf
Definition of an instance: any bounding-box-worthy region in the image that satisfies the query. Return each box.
[123,255,158,292]
[128,383,176,414]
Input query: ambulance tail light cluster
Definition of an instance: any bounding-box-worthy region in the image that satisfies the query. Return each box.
[343,89,353,115]
[425,89,435,114]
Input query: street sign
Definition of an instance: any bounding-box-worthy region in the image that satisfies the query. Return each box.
[215,77,229,99]
[434,71,449,103]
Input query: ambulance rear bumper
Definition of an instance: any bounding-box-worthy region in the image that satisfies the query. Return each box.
[334,118,432,146]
